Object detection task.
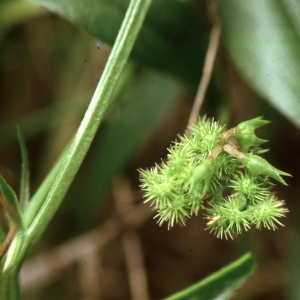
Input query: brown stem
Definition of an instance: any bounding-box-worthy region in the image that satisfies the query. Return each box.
[209,145,222,159]
[0,225,18,261]
[220,128,238,144]
[187,2,221,130]
[223,144,245,160]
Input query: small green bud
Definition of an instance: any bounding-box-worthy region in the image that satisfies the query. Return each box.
[240,154,291,185]
[188,158,214,195]
[237,116,270,131]
[232,117,269,151]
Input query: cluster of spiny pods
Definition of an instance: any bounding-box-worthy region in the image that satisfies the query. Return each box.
[139,117,290,239]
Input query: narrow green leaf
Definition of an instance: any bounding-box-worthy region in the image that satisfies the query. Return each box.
[218,0,300,128]
[16,126,30,209]
[165,252,256,300]
[0,175,22,225]
[24,0,152,251]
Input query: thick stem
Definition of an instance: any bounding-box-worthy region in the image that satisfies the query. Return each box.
[0,267,20,300]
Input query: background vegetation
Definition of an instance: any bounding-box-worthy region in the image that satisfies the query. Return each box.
[0,0,299,299]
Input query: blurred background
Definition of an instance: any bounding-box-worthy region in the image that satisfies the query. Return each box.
[0,0,300,299]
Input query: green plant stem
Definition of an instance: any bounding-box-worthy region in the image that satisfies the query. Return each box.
[22,0,152,251]
[0,269,19,300]
[0,231,24,300]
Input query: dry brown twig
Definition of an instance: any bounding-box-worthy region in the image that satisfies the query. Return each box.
[77,242,103,300]
[122,231,150,300]
[187,0,221,130]
[20,188,153,293]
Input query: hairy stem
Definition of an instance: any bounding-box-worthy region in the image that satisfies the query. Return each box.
[20,0,151,258]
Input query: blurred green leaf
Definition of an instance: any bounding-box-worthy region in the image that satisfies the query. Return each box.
[0,0,47,42]
[166,252,256,300]
[0,99,88,151]
[218,0,300,128]
[29,0,207,85]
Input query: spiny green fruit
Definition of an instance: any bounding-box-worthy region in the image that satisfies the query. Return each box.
[139,117,290,239]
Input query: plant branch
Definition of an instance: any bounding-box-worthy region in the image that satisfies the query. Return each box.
[113,178,150,300]
[123,231,149,300]
[20,202,153,291]
[187,2,221,129]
